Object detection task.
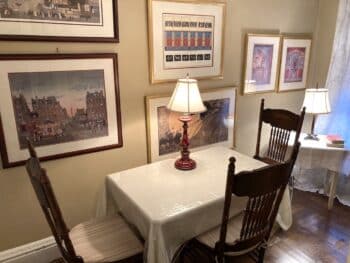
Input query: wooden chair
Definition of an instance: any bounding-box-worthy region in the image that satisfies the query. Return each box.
[254,99,305,164]
[173,143,300,263]
[25,140,144,263]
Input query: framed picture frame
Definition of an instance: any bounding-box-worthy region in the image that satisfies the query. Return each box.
[242,34,281,95]
[148,0,226,83]
[0,53,123,168]
[278,35,312,92]
[0,1,119,42]
[146,87,236,163]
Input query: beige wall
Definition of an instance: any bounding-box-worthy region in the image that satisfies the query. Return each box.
[0,0,336,251]
[310,0,339,87]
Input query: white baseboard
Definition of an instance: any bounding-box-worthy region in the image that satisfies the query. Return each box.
[0,237,60,263]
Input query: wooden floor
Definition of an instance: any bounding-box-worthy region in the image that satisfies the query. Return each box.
[176,190,350,263]
[52,190,350,263]
[265,190,350,263]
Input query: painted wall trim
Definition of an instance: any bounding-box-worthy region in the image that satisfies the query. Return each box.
[0,237,59,263]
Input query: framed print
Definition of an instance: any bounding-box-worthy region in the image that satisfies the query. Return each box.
[0,1,119,42]
[148,0,226,83]
[0,53,122,168]
[242,34,281,95]
[278,36,312,92]
[146,87,236,162]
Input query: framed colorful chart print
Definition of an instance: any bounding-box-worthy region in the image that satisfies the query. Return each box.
[0,0,119,42]
[278,36,312,92]
[0,53,122,168]
[148,0,226,83]
[146,87,236,162]
[242,34,281,95]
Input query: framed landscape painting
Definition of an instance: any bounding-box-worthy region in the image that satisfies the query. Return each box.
[0,0,119,42]
[278,36,312,92]
[146,87,236,162]
[0,53,122,168]
[242,34,281,95]
[148,0,226,83]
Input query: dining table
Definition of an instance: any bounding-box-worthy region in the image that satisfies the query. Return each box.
[97,146,292,263]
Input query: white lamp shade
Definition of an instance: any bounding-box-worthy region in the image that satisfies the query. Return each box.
[167,78,207,114]
[302,88,331,114]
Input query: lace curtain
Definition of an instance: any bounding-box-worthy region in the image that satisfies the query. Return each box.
[315,0,350,176]
[316,0,350,147]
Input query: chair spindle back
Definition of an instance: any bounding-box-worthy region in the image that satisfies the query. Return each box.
[255,99,305,163]
[215,143,300,262]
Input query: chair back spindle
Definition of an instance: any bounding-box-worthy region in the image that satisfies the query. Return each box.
[255,99,305,163]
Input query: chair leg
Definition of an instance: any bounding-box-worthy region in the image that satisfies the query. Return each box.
[258,247,266,263]
[289,175,295,202]
[172,242,187,263]
[175,239,216,263]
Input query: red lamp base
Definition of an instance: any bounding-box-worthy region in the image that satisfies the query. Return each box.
[174,115,197,171]
[175,158,196,170]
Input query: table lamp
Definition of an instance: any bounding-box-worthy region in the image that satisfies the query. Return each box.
[302,85,331,140]
[167,75,207,170]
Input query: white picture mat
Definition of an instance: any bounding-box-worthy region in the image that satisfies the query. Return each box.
[162,13,214,69]
[279,39,312,91]
[244,35,281,94]
[0,1,115,38]
[151,1,224,81]
[148,88,236,162]
[0,58,119,163]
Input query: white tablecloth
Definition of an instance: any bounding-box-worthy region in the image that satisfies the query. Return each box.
[97,146,292,263]
[289,134,350,206]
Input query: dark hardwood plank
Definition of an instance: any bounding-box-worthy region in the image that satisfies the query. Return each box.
[264,190,350,263]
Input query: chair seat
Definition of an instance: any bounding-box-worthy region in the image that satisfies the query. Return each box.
[255,156,280,165]
[70,215,143,263]
[196,213,243,249]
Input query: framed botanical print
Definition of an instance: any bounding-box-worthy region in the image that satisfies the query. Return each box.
[0,53,122,168]
[146,87,236,162]
[148,0,226,83]
[278,36,312,92]
[242,34,281,95]
[0,1,119,42]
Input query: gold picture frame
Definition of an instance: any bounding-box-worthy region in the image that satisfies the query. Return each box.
[277,34,313,93]
[148,0,226,84]
[145,87,237,163]
[242,33,281,95]
[0,1,119,43]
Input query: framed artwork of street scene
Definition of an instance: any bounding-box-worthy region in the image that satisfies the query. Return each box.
[0,53,122,168]
[278,36,312,92]
[148,0,226,83]
[242,34,281,95]
[0,0,119,42]
[146,87,236,163]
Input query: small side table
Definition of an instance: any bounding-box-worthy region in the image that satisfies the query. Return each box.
[289,133,349,210]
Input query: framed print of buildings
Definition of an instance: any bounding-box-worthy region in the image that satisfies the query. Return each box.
[148,0,226,83]
[278,36,312,92]
[0,53,122,168]
[242,34,281,95]
[146,87,236,162]
[0,0,119,42]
